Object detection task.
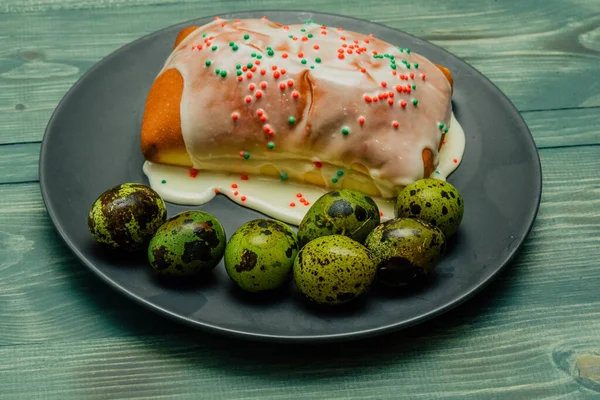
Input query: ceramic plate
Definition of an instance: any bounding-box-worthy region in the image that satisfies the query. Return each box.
[40,11,542,343]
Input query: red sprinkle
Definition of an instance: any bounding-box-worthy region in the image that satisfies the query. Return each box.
[392,71,397,76]
[283,25,289,30]
[340,36,346,40]
[272,65,278,71]
[373,96,379,103]
[373,51,378,55]
[260,82,267,89]
[421,73,427,80]
[287,79,294,87]
[233,191,239,196]
[280,69,286,75]
[257,109,265,116]
[313,161,323,168]
[189,168,198,178]
[279,82,286,90]
[337,27,343,31]
[400,100,407,108]
[392,121,399,128]
[214,189,220,194]
[263,124,271,132]
[388,98,394,105]
[231,112,239,120]
[360,68,366,73]
[342,44,348,48]
[231,183,238,189]
[273,71,281,79]
[242,66,248,72]
[380,211,383,217]
[282,53,288,59]
[214,16,221,20]
[410,73,415,79]
[304,202,310,206]
[338,53,345,59]
[241,175,249,180]
[239,151,245,157]
[260,69,267,75]
[246,72,253,79]
[237,76,243,82]
[292,37,298,41]
[364,39,370,44]
[241,196,247,202]
[358,116,365,125]
[453,158,458,163]
[364,95,372,103]
[292,90,299,98]
[245,96,252,103]
[378,93,385,100]
[388,91,394,98]
[255,90,263,99]
[314,45,320,50]
[347,49,353,54]
[260,115,267,122]
[248,83,256,91]
[396,84,403,92]
[321,31,327,35]
[302,36,308,42]
[338,48,345,53]
[381,81,388,88]
[298,52,304,58]
[250,66,257,72]
[296,193,302,198]
[290,202,296,207]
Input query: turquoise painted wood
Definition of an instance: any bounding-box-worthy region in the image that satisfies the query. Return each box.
[1,0,600,398]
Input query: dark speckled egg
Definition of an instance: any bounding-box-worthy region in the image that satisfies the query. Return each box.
[297,189,380,247]
[395,178,464,238]
[88,183,167,252]
[293,235,376,305]
[148,211,226,277]
[365,217,446,287]
[224,219,299,292]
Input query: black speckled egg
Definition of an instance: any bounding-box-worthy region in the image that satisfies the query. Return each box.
[88,183,167,252]
[224,219,299,292]
[395,178,464,238]
[365,217,446,287]
[293,235,377,305]
[148,211,226,277]
[297,189,380,247]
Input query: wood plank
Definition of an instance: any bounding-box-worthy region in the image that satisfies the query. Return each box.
[1,0,600,144]
[0,145,598,348]
[0,143,40,184]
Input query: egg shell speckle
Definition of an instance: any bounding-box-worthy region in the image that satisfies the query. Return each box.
[88,183,167,251]
[298,189,380,247]
[365,217,445,287]
[394,178,464,237]
[148,211,226,277]
[224,219,299,292]
[293,235,376,305]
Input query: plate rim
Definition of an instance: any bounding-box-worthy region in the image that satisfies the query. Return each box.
[39,10,543,343]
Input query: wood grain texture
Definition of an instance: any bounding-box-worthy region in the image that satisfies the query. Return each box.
[0,145,599,399]
[1,0,600,144]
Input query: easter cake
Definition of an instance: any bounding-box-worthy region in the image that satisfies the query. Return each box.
[141,17,465,224]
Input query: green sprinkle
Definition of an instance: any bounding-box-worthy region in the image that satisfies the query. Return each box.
[215,68,221,75]
[232,45,239,51]
[438,122,445,129]
[301,29,306,32]
[205,60,212,67]
[406,64,411,69]
[341,127,350,135]
[304,19,315,24]
[220,70,227,78]
[414,63,419,68]
[412,99,419,106]
[315,57,321,63]
[336,170,344,177]
[257,54,262,59]
[289,35,294,39]
[244,34,250,40]
[267,142,275,149]
[243,152,250,160]
[247,63,253,68]
[301,59,307,65]
[402,59,408,64]
[435,170,440,175]
[444,127,449,133]
[288,116,296,125]
[203,33,207,38]
[390,64,397,70]
[332,177,339,183]
[237,70,242,76]
[412,84,417,90]
[229,41,234,47]
[251,52,257,58]
[161,179,166,184]
[308,33,313,38]
[310,65,315,69]
[211,45,218,51]
[266,46,272,50]
[280,171,288,180]
[267,49,275,56]
[236,64,242,69]
[399,47,404,52]
[406,48,411,54]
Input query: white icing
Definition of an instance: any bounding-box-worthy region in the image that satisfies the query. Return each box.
[143,112,465,226]
[159,18,454,191]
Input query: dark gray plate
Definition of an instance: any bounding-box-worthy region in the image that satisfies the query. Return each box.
[39,11,542,343]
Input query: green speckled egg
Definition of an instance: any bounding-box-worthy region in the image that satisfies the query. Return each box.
[297,189,380,247]
[148,211,226,277]
[365,217,446,287]
[395,178,464,238]
[224,219,299,292]
[293,235,376,305]
[88,183,167,252]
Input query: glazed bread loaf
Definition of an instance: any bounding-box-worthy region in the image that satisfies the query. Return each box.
[141,18,454,198]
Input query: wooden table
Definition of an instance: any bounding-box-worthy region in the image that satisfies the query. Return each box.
[1,0,599,398]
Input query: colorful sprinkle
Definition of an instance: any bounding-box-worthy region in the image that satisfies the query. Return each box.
[313,161,322,168]
[341,127,349,136]
[289,202,296,207]
[332,177,339,183]
[268,141,275,149]
[336,170,344,177]
[280,172,288,180]
[205,60,212,67]
[245,96,252,103]
[241,196,247,202]
[359,116,365,125]
[211,45,218,51]
[231,112,239,120]
[392,120,399,128]
[189,168,198,178]
[243,152,250,160]
[241,175,249,180]
[288,116,296,124]
[400,100,407,108]
[244,34,250,40]
[412,99,419,106]
[161,179,166,184]
[292,90,299,98]
[220,70,227,77]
